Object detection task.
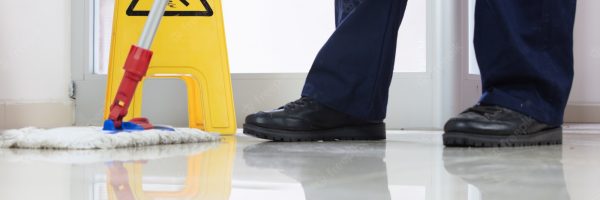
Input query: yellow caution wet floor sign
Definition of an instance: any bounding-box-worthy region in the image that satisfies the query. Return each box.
[104,0,237,134]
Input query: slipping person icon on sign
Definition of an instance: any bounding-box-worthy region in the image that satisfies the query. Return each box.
[127,0,213,16]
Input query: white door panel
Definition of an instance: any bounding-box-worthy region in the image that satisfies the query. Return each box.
[565,0,600,122]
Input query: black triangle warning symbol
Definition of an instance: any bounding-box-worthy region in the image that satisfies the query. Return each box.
[127,0,213,16]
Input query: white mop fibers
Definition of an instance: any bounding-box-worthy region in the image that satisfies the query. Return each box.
[0,127,220,150]
[0,142,219,164]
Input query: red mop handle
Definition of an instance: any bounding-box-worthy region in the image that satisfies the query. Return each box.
[107,45,153,128]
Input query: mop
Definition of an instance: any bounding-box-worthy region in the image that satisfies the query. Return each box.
[0,141,218,164]
[0,0,219,149]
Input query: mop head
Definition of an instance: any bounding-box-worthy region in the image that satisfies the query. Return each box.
[0,127,220,150]
[0,142,219,164]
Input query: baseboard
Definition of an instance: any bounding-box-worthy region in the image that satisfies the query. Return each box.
[564,104,600,123]
[0,101,74,129]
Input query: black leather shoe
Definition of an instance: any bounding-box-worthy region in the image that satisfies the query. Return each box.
[243,97,386,142]
[443,105,562,147]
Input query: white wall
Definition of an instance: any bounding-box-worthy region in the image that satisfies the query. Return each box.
[563,0,600,122]
[571,0,600,105]
[0,0,73,129]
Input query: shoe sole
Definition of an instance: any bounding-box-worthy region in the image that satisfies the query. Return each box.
[443,127,562,147]
[243,123,386,142]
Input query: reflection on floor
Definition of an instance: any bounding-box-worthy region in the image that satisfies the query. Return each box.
[1,124,599,200]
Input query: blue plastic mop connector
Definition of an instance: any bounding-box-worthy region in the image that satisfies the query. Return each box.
[103,119,145,134]
[102,119,175,134]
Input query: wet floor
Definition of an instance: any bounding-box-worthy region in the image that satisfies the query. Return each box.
[1,124,599,200]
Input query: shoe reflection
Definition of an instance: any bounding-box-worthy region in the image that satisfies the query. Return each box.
[105,138,237,200]
[243,142,391,200]
[443,146,570,200]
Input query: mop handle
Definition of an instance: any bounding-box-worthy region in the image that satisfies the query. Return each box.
[107,0,169,127]
[138,0,169,49]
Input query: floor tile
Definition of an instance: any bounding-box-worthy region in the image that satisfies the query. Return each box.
[0,127,599,200]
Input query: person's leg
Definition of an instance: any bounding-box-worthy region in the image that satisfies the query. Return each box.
[244,0,408,141]
[444,0,577,147]
[476,0,577,126]
[302,0,408,121]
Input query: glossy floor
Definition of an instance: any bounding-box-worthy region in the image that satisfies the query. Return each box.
[1,124,599,200]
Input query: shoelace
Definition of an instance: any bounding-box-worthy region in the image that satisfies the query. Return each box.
[466,105,503,117]
[283,97,313,110]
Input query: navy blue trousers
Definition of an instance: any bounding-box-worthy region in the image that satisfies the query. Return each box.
[302,0,577,126]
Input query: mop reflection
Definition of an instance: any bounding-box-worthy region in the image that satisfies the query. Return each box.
[243,142,391,200]
[105,137,236,200]
[107,161,139,200]
[443,146,570,200]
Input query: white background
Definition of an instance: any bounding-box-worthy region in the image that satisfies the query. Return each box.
[95,0,427,74]
[222,0,427,73]
[571,0,600,105]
